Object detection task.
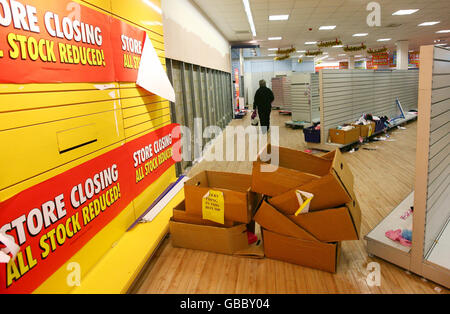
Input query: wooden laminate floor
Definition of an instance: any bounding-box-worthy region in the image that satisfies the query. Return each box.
[130,112,449,294]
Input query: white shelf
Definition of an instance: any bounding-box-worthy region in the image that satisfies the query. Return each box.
[366,192,414,254]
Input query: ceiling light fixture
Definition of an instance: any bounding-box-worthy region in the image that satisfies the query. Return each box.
[242,0,257,37]
[436,30,450,33]
[377,38,391,41]
[268,48,278,51]
[353,33,368,37]
[319,25,336,30]
[268,37,282,40]
[305,41,317,45]
[269,15,289,21]
[392,9,419,15]
[419,21,440,26]
[333,45,343,48]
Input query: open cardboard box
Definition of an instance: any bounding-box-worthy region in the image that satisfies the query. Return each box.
[170,200,264,258]
[170,219,249,255]
[352,122,375,138]
[173,200,236,228]
[251,145,354,201]
[329,127,360,145]
[255,199,342,273]
[184,171,259,223]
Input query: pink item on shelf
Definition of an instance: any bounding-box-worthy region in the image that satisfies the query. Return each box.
[400,208,413,220]
[385,229,412,247]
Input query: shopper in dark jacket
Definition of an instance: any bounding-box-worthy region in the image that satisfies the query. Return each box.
[253,80,275,133]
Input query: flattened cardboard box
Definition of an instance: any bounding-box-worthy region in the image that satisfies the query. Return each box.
[254,199,319,242]
[287,198,361,242]
[263,229,340,273]
[184,171,258,223]
[251,145,354,201]
[256,199,360,242]
[329,127,360,145]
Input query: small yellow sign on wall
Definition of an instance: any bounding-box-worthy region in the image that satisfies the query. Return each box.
[202,190,225,224]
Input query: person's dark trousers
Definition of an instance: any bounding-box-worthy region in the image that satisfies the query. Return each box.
[259,110,271,134]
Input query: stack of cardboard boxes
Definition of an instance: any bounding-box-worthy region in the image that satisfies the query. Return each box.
[329,122,376,145]
[170,145,361,273]
[252,145,361,272]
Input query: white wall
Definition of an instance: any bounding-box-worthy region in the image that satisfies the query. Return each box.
[162,0,231,72]
[244,58,315,106]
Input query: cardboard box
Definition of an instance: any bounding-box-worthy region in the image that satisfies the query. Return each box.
[352,122,375,138]
[269,173,353,212]
[184,171,259,223]
[254,199,319,241]
[287,199,361,242]
[263,229,340,273]
[251,145,354,199]
[173,200,236,228]
[257,199,360,242]
[329,127,360,145]
[169,220,249,255]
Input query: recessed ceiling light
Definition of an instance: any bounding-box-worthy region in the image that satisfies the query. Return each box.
[377,38,391,41]
[436,30,450,33]
[268,37,282,40]
[319,25,336,30]
[353,33,368,37]
[242,0,256,37]
[419,21,440,26]
[333,45,343,48]
[305,41,317,44]
[269,15,289,21]
[392,9,419,15]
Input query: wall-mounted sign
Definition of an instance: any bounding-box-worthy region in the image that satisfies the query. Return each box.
[0,123,179,294]
[0,0,157,84]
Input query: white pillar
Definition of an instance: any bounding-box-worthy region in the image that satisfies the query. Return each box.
[348,56,355,69]
[396,40,409,70]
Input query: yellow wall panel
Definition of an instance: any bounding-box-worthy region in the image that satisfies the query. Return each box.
[110,0,163,34]
[0,87,120,113]
[124,121,173,144]
[0,109,125,194]
[0,82,118,94]
[124,115,172,139]
[122,100,169,118]
[0,141,124,203]
[0,100,119,131]
[120,96,164,111]
[123,107,171,129]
